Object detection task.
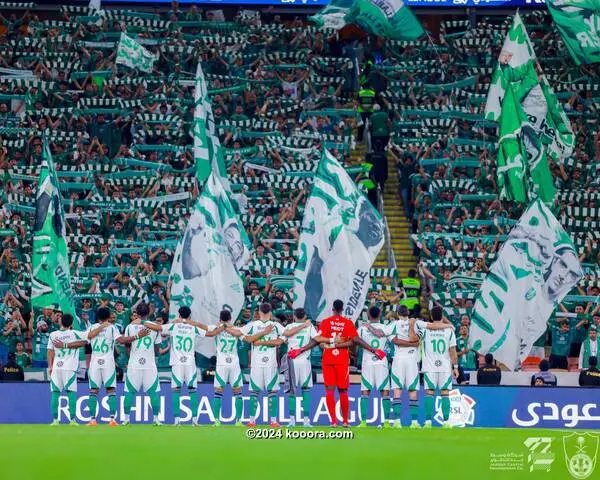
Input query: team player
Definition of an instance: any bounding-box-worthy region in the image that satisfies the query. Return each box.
[227,303,286,427]
[61,307,136,425]
[210,310,243,426]
[121,303,162,425]
[353,306,389,428]
[48,314,87,425]
[412,306,459,428]
[312,300,360,427]
[283,308,319,427]
[144,306,220,425]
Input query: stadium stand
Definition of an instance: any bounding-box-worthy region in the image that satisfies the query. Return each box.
[0,4,597,383]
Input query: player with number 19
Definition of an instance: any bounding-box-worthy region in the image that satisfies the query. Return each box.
[144,306,220,426]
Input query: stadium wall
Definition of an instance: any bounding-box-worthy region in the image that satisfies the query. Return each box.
[1,384,599,429]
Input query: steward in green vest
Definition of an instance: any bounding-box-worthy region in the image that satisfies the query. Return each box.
[579,326,600,369]
[399,269,421,311]
[357,87,376,114]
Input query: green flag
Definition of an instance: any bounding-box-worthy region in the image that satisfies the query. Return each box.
[547,0,600,65]
[485,13,574,204]
[310,0,424,41]
[31,142,78,325]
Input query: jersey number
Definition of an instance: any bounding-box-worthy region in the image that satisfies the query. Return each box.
[431,339,446,354]
[175,335,193,353]
[92,338,110,354]
[219,339,236,353]
[136,336,153,349]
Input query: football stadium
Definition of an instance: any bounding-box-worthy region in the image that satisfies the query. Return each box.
[0,0,598,478]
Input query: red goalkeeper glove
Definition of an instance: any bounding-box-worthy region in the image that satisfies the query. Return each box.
[288,349,302,360]
[374,349,386,360]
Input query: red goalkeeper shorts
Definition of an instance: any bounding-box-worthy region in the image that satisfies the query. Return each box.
[322,364,349,389]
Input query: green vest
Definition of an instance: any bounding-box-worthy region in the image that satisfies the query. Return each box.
[581,337,600,369]
[402,277,420,298]
[358,162,376,190]
[358,89,375,113]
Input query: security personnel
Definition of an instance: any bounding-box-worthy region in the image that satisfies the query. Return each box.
[357,83,376,142]
[0,353,25,381]
[399,269,421,313]
[357,162,377,207]
[579,356,600,387]
[476,353,502,385]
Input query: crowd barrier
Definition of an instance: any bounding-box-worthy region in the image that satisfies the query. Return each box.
[1,383,598,428]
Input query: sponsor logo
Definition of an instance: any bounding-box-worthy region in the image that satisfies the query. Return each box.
[56,361,63,368]
[262,356,269,363]
[225,357,232,364]
[433,389,476,427]
[523,437,555,472]
[139,358,146,365]
[180,356,187,364]
[511,402,600,428]
[563,433,598,480]
[98,359,105,366]
[435,360,442,367]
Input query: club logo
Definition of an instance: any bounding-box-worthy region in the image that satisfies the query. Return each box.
[563,433,598,479]
[433,388,476,427]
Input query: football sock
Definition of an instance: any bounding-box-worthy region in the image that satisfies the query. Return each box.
[339,390,349,424]
[325,389,336,424]
[382,397,391,422]
[108,394,117,418]
[360,394,369,422]
[234,394,243,421]
[268,393,277,421]
[150,393,160,417]
[392,399,402,421]
[287,395,297,419]
[51,391,60,420]
[67,391,77,420]
[212,391,223,422]
[189,389,199,420]
[301,390,310,419]
[249,393,258,420]
[124,393,134,415]
[409,398,419,421]
[172,390,181,418]
[441,395,450,422]
[88,394,98,419]
[424,394,434,421]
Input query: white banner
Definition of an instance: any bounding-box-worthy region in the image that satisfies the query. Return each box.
[115,33,156,73]
[293,150,384,323]
[169,173,251,357]
[469,199,583,370]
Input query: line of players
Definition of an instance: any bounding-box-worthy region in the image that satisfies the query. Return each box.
[48,301,458,427]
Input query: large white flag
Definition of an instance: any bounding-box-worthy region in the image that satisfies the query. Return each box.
[169,172,251,357]
[293,150,384,323]
[469,199,583,370]
[115,33,156,73]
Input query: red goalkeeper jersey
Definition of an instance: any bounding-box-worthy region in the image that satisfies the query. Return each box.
[318,314,358,365]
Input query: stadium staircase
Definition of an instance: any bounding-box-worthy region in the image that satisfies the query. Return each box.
[351,145,416,274]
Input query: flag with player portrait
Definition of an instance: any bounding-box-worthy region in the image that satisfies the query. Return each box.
[293,150,384,323]
[469,199,583,370]
[31,142,78,325]
[169,172,251,357]
[485,13,574,204]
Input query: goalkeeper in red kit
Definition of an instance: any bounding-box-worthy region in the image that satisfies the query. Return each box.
[290,299,385,427]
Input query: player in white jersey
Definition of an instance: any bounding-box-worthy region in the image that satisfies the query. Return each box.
[282,308,319,427]
[227,303,286,428]
[61,307,135,425]
[210,310,242,426]
[120,303,161,425]
[353,306,390,428]
[48,314,87,425]
[144,306,220,425]
[412,306,458,428]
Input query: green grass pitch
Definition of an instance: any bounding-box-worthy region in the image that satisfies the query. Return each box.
[0,425,584,479]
